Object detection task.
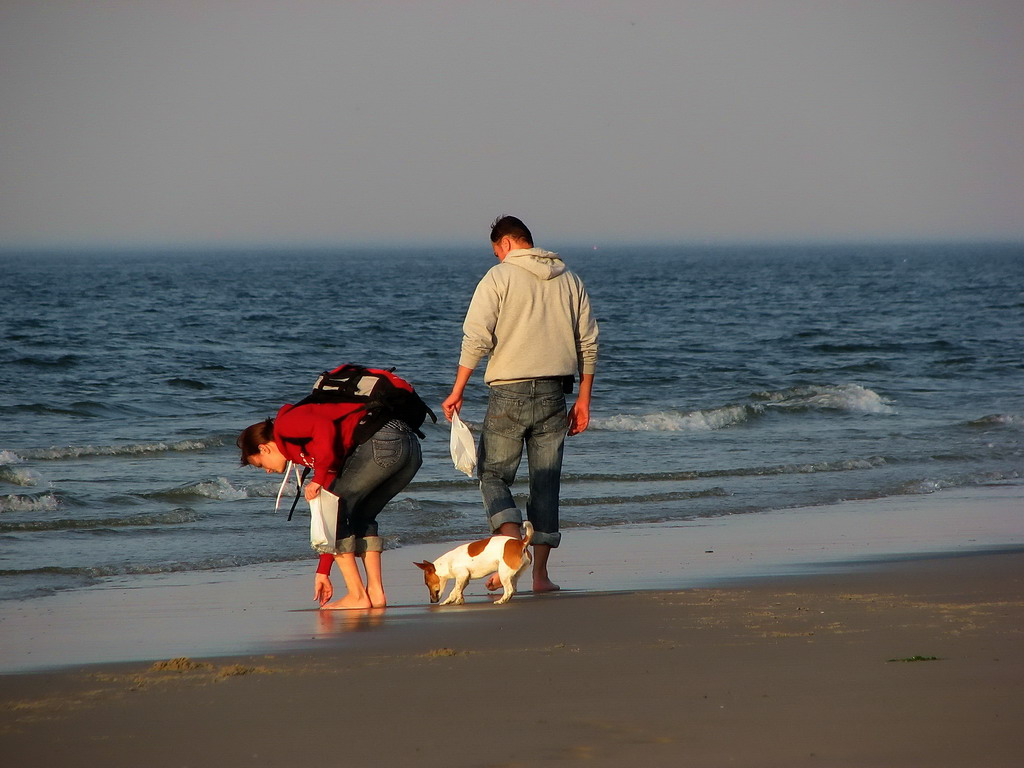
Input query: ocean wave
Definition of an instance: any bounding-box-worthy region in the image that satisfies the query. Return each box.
[562,457,887,484]
[594,404,760,432]
[811,342,900,354]
[0,569,101,601]
[594,384,894,433]
[752,383,896,415]
[0,464,42,487]
[0,450,24,465]
[1,400,113,418]
[149,477,248,502]
[0,493,61,513]
[0,554,299,581]
[10,354,82,368]
[891,468,1022,496]
[23,438,224,461]
[245,478,306,499]
[405,457,886,490]
[166,377,209,390]
[968,414,1023,429]
[407,478,480,491]
[561,487,729,506]
[898,478,960,495]
[0,508,200,533]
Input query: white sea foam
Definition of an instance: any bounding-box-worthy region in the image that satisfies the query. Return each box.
[595,383,894,433]
[172,477,248,502]
[899,478,956,495]
[0,466,42,487]
[755,383,896,415]
[26,439,219,461]
[0,493,60,513]
[596,404,758,432]
[0,450,24,465]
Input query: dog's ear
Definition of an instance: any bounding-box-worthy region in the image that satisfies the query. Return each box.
[414,561,434,572]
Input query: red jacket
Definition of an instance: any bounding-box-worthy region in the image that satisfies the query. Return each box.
[273,401,370,578]
[273,400,367,490]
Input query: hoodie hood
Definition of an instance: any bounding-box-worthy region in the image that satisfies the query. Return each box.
[503,248,566,280]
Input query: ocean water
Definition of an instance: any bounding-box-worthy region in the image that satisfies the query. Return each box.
[1,243,1022,602]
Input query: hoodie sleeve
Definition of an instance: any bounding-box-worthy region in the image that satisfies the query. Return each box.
[459,270,501,370]
[574,274,599,375]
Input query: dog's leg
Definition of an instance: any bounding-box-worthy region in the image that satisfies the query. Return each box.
[495,560,531,605]
[440,570,470,605]
[493,567,517,605]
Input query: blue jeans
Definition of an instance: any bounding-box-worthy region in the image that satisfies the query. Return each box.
[478,379,567,548]
[321,423,422,554]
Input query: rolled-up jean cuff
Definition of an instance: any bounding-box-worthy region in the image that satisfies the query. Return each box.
[356,536,384,554]
[531,529,561,548]
[488,507,523,533]
[327,535,358,555]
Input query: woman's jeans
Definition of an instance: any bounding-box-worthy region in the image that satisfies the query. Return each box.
[319,424,422,555]
[478,379,567,548]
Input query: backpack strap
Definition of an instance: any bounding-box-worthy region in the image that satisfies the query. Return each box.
[287,466,310,522]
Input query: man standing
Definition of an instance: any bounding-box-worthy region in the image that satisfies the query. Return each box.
[442,216,599,591]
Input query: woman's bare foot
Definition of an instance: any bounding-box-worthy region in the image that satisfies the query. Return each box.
[367,586,387,608]
[320,593,373,610]
[485,573,502,591]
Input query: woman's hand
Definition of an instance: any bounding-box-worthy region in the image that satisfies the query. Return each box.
[314,573,333,606]
[305,481,322,501]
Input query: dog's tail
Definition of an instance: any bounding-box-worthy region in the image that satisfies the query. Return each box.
[522,520,534,548]
[503,521,534,570]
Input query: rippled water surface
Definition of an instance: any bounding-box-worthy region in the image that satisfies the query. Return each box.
[1,243,1021,600]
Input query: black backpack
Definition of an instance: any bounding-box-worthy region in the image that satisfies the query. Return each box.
[292,363,436,443]
[282,364,435,521]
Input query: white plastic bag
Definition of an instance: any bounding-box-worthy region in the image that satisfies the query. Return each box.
[449,410,477,477]
[309,489,339,551]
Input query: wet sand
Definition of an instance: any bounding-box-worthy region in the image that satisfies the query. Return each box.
[2,486,1023,766]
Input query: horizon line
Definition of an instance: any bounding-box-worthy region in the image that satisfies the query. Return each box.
[3,235,1023,254]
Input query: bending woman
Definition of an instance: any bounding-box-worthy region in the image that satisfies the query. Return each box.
[238,398,422,610]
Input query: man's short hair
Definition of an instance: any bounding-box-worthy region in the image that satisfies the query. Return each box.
[490,215,533,246]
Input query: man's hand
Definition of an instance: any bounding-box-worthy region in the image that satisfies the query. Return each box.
[567,400,591,436]
[442,366,474,421]
[567,373,594,436]
[441,392,463,422]
[305,481,322,501]
[314,573,333,606]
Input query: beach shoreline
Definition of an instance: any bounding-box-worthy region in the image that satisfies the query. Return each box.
[2,484,1023,766]
[1,483,1021,677]
[2,531,1022,765]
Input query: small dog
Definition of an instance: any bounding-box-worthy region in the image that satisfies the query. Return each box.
[415,522,533,606]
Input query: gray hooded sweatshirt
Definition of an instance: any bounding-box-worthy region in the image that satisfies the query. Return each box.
[459,248,599,385]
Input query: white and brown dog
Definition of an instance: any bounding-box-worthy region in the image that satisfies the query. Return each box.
[415,522,534,606]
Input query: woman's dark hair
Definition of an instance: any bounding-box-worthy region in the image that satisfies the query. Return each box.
[237,418,275,466]
[490,215,533,246]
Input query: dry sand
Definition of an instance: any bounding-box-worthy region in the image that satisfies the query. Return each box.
[2,488,1023,767]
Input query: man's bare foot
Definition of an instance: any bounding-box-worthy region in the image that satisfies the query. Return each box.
[485,572,502,591]
[533,575,560,593]
[320,593,372,610]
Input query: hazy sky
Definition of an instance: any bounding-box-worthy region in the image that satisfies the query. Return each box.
[2,1,1022,247]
